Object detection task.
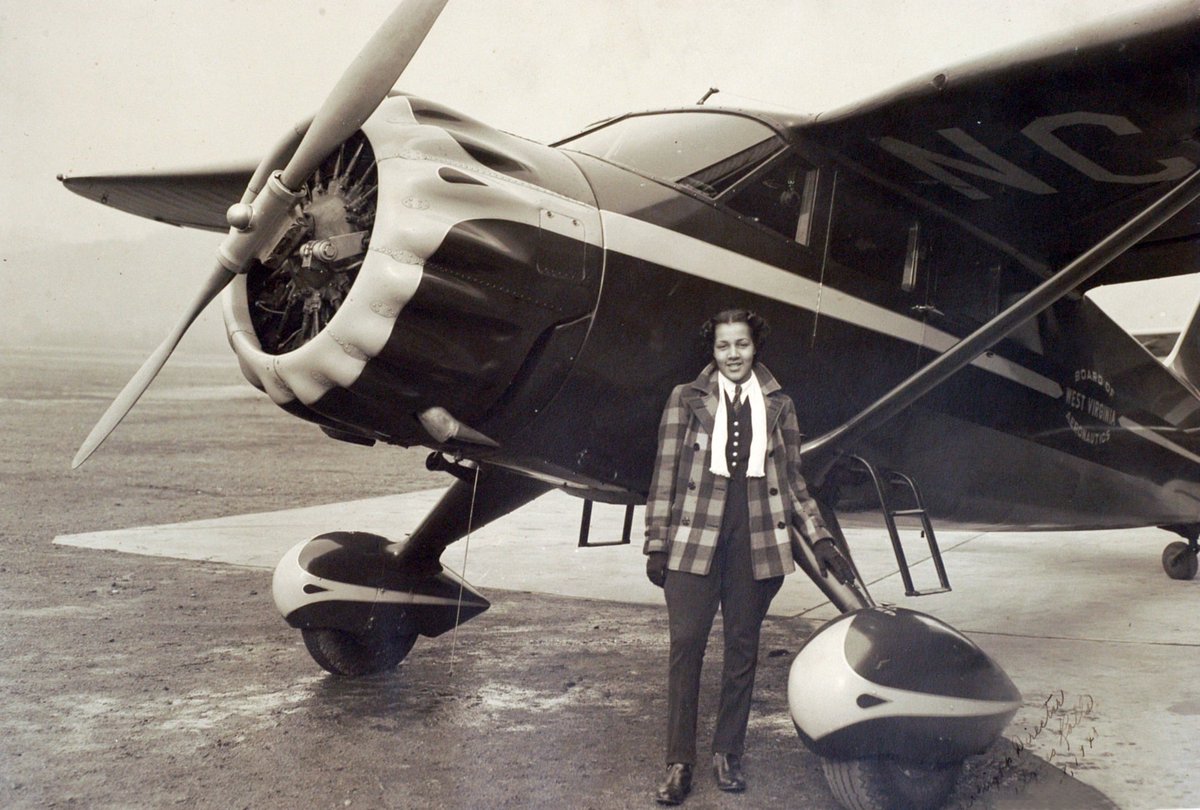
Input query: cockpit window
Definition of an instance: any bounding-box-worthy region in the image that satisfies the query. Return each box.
[723,153,819,245]
[559,112,782,198]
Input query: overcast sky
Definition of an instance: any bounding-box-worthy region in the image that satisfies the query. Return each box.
[1,0,1195,351]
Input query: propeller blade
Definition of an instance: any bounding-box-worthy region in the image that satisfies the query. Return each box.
[280,0,448,192]
[71,263,236,469]
[74,0,448,468]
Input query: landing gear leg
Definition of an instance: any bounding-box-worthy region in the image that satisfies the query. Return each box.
[800,499,872,613]
[1160,524,1199,581]
[384,457,552,573]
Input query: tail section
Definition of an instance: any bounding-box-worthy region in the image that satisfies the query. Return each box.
[1165,286,1200,396]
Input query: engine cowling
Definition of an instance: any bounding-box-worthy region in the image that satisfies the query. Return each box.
[222,95,602,448]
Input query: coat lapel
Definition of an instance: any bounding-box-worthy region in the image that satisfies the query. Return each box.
[765,393,785,435]
[683,364,719,435]
[755,365,786,434]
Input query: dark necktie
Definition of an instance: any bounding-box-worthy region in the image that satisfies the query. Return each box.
[733,384,742,408]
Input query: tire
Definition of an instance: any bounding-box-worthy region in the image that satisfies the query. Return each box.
[1162,541,1199,581]
[821,757,962,810]
[301,627,418,676]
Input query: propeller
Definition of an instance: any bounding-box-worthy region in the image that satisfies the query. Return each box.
[72,0,448,469]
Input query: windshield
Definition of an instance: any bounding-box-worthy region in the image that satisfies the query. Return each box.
[559,112,783,197]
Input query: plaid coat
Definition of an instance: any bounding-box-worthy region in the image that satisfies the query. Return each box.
[643,363,832,580]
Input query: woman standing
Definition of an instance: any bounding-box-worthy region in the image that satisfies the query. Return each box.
[643,309,853,805]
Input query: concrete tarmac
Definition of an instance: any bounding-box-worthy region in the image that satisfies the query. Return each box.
[6,348,1198,809]
[57,490,1200,809]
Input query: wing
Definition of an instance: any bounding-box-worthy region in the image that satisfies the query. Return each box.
[59,164,258,232]
[801,1,1200,287]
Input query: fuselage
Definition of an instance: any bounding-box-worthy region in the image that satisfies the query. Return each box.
[221,94,1200,532]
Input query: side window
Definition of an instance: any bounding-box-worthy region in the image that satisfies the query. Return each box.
[682,137,783,198]
[723,153,819,245]
[925,225,1042,348]
[926,229,1002,328]
[827,171,918,286]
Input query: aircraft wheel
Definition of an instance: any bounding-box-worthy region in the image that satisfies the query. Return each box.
[1162,541,1199,581]
[820,757,962,810]
[301,627,418,677]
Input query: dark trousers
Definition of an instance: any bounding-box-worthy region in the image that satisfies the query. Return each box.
[663,475,783,764]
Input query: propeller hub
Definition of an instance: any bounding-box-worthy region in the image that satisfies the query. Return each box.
[247,132,377,355]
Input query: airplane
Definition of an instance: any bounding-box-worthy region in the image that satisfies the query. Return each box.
[60,1,1200,807]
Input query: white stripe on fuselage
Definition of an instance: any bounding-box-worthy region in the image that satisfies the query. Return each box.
[1118,416,1200,465]
[602,210,1200,469]
[601,210,1062,397]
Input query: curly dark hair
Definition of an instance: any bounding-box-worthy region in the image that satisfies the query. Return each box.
[701,308,769,353]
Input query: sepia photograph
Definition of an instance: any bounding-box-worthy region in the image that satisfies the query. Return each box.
[2,2,1198,808]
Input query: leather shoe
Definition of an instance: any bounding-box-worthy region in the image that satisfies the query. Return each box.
[713,753,746,792]
[654,763,692,805]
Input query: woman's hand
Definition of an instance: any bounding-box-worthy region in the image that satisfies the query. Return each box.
[813,539,855,585]
[646,551,668,587]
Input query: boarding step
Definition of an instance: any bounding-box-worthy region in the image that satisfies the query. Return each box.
[848,455,951,597]
[577,500,636,548]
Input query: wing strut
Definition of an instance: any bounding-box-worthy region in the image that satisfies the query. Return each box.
[803,167,1200,467]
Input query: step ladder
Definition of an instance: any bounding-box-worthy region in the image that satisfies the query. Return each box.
[849,455,951,597]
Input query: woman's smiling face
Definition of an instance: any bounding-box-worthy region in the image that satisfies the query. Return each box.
[713,321,755,383]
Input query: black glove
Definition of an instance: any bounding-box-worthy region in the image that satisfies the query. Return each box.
[646,551,668,587]
[813,539,855,585]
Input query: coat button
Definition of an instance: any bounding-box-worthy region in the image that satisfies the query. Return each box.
[777,521,786,529]
[682,517,690,526]
[688,481,696,490]
[693,442,701,451]
[770,487,779,496]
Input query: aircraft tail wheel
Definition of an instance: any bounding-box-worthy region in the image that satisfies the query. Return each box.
[301,626,418,677]
[820,757,962,810]
[1162,541,1199,580]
